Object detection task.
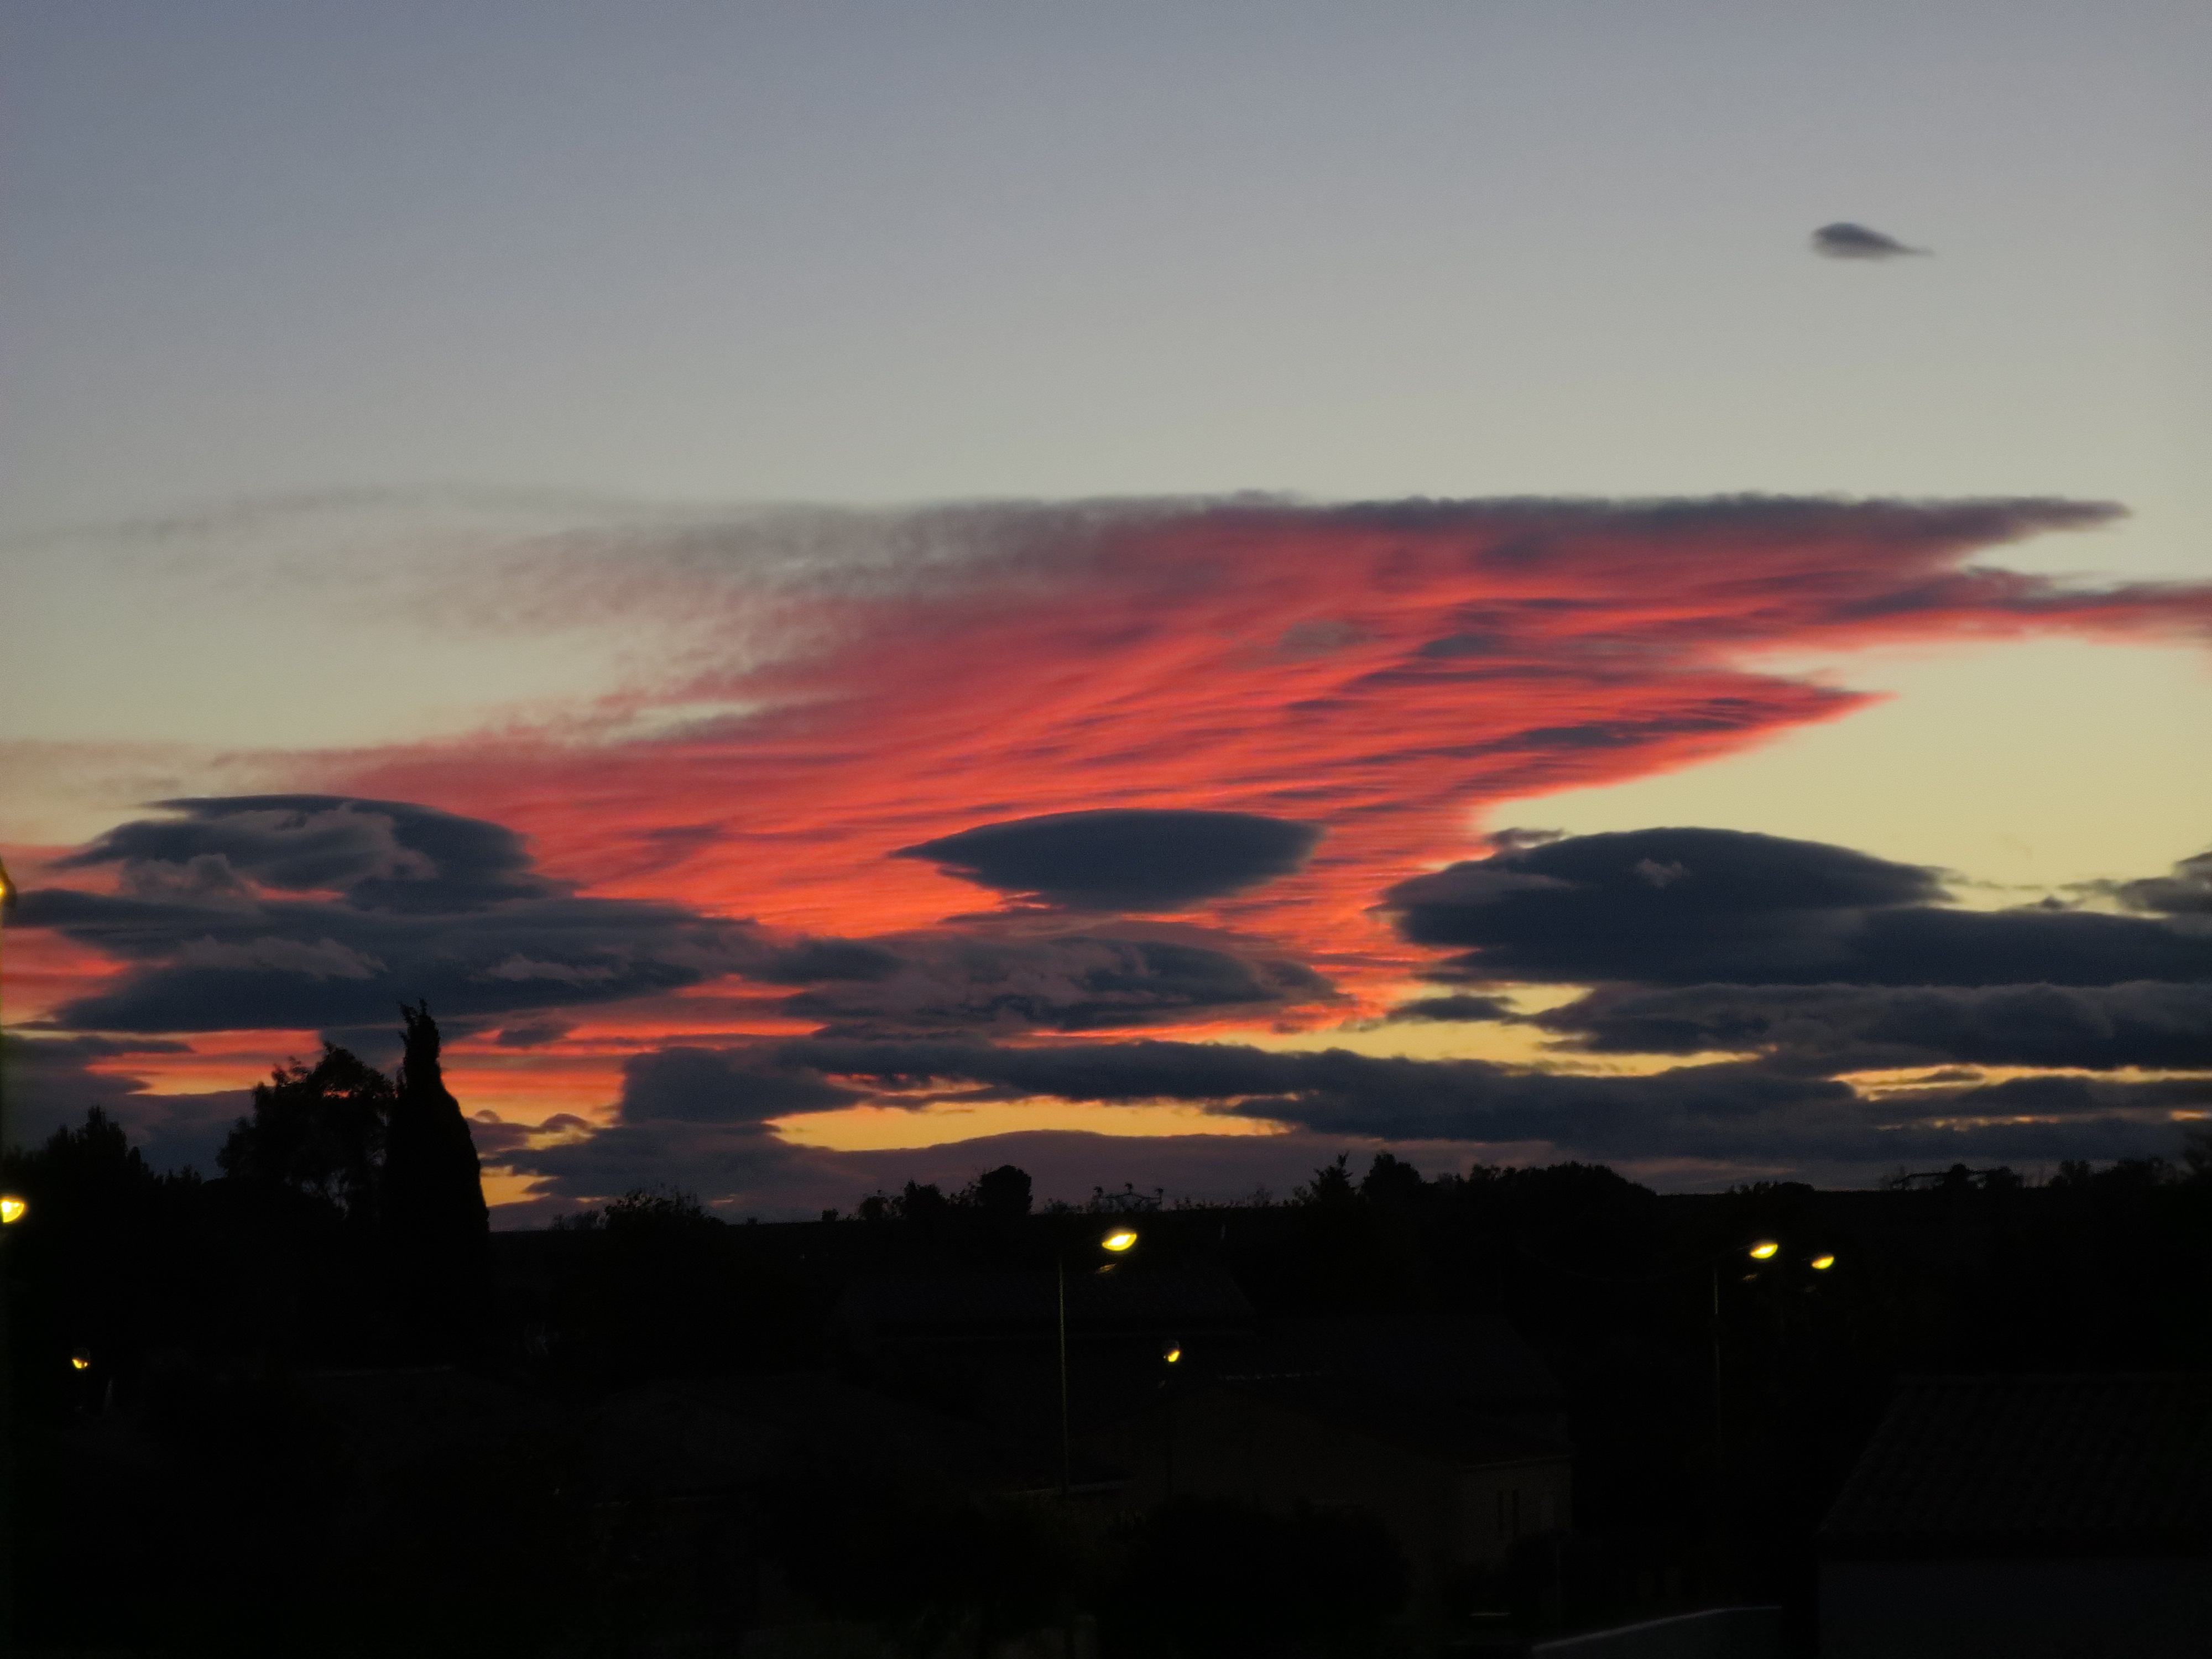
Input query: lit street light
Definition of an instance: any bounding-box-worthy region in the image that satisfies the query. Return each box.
[1060,1224,1139,1496]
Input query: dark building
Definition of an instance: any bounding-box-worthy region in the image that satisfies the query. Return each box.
[840,1263,1573,1647]
[1082,1315,1573,1625]
[836,1260,1259,1490]
[1818,1373,2212,1658]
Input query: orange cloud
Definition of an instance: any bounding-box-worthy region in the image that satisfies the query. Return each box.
[18,494,2212,1190]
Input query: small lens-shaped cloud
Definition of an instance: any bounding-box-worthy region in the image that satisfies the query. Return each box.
[1812,222,1927,259]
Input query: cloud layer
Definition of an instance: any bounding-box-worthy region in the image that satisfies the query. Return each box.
[1387,827,2212,989]
[12,493,2212,1208]
[22,797,769,1032]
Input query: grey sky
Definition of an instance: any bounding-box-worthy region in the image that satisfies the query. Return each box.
[2,1,2204,560]
[3,0,2208,870]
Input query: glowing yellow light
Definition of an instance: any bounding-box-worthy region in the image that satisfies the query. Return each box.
[1161,1341,1183,1364]
[1748,1240,1779,1260]
[0,1197,25,1225]
[1810,1254,1836,1271]
[69,1353,90,1373]
[1101,1228,1139,1253]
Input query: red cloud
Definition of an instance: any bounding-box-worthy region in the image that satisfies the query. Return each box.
[326,497,2190,1000]
[21,494,2212,1150]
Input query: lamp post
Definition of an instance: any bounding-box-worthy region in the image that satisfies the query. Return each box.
[1509,1230,1834,1452]
[1711,1239,1836,1450]
[1159,1336,1182,1499]
[1059,1224,1138,1497]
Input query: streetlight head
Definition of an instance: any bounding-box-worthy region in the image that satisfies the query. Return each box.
[1809,1253,1836,1271]
[69,1350,91,1373]
[1100,1227,1138,1253]
[1747,1240,1779,1260]
[1161,1339,1182,1364]
[0,1196,25,1225]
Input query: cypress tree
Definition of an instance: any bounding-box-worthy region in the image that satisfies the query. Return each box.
[383,1001,488,1350]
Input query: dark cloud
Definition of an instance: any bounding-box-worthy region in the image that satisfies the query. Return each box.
[766,1035,2197,1178]
[783,1035,1846,1146]
[317,1015,495,1071]
[778,934,1337,1035]
[484,1047,860,1218]
[25,879,750,1032]
[1385,995,1525,1024]
[0,1035,245,1171]
[494,1117,831,1219]
[18,796,818,1032]
[493,1006,2208,1215]
[493,1019,575,1049]
[753,939,906,985]
[1387,830,2212,989]
[460,1112,541,1159]
[896,809,1323,912]
[2115,849,2212,915]
[54,795,550,912]
[1532,981,2212,1073]
[1812,222,1927,260]
[618,1046,862,1124]
[20,798,1340,1042]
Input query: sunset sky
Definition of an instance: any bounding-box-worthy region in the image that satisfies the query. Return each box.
[5,1,2209,1220]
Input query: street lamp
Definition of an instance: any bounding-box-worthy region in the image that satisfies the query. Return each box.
[1509,1232,1835,1451]
[1059,1224,1138,1497]
[1710,1239,1835,1446]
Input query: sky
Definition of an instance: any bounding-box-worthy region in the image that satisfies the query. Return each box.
[3,1,2209,1220]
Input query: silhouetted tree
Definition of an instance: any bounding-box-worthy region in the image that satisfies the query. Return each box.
[1359,1151,1426,1209]
[218,1044,392,1218]
[1,1108,199,1417]
[6,1107,163,1206]
[899,1180,953,1222]
[967,1163,1033,1219]
[1088,1181,1163,1214]
[1295,1151,1357,1206]
[383,1002,489,1246]
[601,1183,718,1234]
[381,1003,489,1352]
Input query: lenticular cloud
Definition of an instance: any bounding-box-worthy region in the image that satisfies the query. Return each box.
[332,493,2174,994]
[22,491,2212,1201]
